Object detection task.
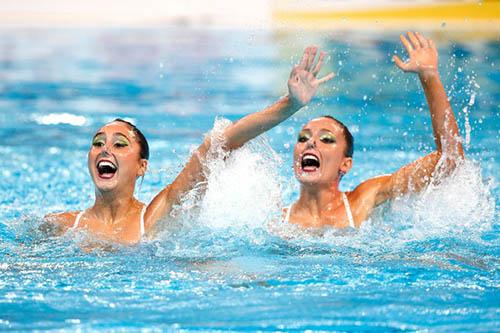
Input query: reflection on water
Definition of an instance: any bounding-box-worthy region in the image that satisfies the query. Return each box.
[0,28,498,331]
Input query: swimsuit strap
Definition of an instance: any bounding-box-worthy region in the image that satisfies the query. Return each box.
[139,205,147,237]
[342,192,355,228]
[283,204,293,223]
[72,210,85,229]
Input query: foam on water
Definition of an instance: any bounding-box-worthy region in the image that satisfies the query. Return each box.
[143,118,497,262]
[1,30,498,331]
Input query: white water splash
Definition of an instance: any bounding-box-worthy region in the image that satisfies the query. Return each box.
[160,119,494,254]
[462,92,475,150]
[166,117,284,233]
[384,159,494,245]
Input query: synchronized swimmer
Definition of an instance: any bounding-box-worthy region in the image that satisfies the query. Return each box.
[45,32,464,243]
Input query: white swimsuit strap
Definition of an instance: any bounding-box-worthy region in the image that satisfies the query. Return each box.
[72,210,85,229]
[139,205,147,237]
[283,204,293,223]
[342,192,355,228]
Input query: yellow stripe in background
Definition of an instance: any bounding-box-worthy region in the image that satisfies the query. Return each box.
[273,1,500,32]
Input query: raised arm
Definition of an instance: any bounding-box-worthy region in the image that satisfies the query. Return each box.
[145,47,334,231]
[356,32,465,207]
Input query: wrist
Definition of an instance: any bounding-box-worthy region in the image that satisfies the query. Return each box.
[418,68,439,82]
[285,94,306,113]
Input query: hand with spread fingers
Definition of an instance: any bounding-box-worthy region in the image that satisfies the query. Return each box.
[288,46,335,108]
[393,32,438,79]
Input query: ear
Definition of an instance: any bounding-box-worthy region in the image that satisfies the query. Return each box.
[137,159,148,177]
[339,157,353,175]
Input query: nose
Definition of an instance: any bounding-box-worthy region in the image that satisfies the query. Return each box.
[306,138,316,148]
[97,150,111,160]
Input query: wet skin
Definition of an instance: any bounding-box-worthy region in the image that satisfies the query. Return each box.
[293,118,352,187]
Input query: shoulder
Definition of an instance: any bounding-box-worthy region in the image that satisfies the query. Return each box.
[144,184,173,232]
[347,174,393,215]
[351,174,391,196]
[44,211,80,229]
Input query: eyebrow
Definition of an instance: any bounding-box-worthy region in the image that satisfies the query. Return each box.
[319,129,335,133]
[92,132,131,140]
[301,128,335,133]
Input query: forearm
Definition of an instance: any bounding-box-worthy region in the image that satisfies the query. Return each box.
[152,96,298,219]
[222,95,299,150]
[419,71,464,158]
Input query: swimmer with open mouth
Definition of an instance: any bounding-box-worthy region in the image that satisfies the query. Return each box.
[44,45,334,244]
[281,32,464,229]
[45,32,464,242]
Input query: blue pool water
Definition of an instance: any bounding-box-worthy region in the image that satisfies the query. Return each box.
[0,28,498,331]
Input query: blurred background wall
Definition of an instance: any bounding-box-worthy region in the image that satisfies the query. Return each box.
[0,0,498,32]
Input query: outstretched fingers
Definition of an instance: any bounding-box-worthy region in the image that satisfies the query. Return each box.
[399,34,414,56]
[415,32,429,48]
[407,31,421,49]
[317,72,335,84]
[392,55,408,72]
[305,46,318,71]
[428,38,436,51]
[311,51,326,77]
[298,47,310,69]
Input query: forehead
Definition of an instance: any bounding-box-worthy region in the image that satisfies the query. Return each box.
[302,117,344,134]
[95,122,135,138]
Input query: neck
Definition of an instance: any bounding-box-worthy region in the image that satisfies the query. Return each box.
[91,187,138,224]
[295,180,343,218]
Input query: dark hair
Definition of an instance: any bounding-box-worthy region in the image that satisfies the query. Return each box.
[321,115,354,158]
[113,118,150,160]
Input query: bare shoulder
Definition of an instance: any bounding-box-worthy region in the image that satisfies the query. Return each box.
[350,174,391,199]
[144,184,173,233]
[346,174,392,223]
[44,211,79,230]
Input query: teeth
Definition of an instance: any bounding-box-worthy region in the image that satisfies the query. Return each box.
[98,161,115,168]
[97,161,117,171]
[303,155,319,162]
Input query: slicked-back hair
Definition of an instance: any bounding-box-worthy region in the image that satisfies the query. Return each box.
[320,115,354,158]
[113,118,150,160]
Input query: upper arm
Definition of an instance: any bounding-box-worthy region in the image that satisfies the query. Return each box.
[41,212,76,235]
[145,137,211,232]
[365,151,442,206]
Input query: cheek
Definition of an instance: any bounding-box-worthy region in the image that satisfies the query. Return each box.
[293,143,303,159]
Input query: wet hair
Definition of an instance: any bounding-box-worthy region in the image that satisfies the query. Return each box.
[113,118,150,160]
[320,115,354,158]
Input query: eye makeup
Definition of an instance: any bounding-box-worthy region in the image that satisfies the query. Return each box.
[319,132,336,144]
[92,134,105,147]
[114,137,130,148]
[297,131,312,143]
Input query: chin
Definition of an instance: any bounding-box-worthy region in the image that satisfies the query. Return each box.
[91,173,120,193]
[295,170,323,186]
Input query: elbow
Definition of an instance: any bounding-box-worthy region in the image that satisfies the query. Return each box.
[434,148,464,176]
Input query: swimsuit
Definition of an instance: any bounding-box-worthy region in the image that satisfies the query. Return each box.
[283,192,355,228]
[71,205,147,237]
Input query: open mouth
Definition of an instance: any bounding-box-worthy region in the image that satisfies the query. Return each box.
[301,153,320,172]
[96,160,117,179]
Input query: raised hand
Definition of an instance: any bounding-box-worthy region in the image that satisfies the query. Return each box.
[288,46,335,109]
[393,32,438,78]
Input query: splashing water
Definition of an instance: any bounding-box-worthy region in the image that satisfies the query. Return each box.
[0,29,498,331]
[151,118,496,261]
